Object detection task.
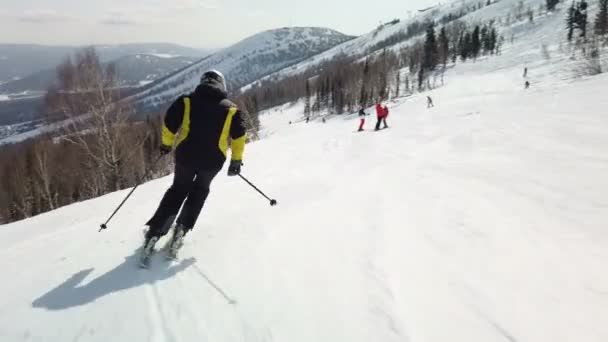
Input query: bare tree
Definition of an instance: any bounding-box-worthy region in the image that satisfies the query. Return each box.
[45,47,146,192]
[31,141,57,210]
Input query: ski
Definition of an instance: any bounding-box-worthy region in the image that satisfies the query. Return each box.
[139,236,159,269]
[166,227,185,261]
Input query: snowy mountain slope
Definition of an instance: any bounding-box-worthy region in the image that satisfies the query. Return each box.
[132,27,353,109]
[1,46,607,341]
[0,54,199,94]
[0,27,351,145]
[0,43,208,83]
[243,0,553,88]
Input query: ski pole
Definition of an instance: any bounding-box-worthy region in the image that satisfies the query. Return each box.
[99,154,165,232]
[238,174,278,206]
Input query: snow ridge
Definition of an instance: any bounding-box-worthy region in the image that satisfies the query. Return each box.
[132,27,353,109]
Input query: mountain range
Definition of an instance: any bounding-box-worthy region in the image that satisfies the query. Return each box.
[0,43,211,83]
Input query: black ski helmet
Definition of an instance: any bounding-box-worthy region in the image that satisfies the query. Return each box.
[200,70,226,92]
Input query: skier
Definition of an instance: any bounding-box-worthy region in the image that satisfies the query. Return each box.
[382,105,389,129]
[374,103,389,131]
[427,96,434,108]
[358,108,367,132]
[525,81,530,89]
[141,70,247,265]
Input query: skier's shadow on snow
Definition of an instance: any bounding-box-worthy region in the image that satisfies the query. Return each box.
[32,248,195,311]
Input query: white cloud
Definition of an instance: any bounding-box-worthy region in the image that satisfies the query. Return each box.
[246,9,268,18]
[100,17,138,26]
[99,0,220,26]
[100,12,139,26]
[171,0,221,10]
[18,9,71,23]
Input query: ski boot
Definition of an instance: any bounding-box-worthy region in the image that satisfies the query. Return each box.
[166,224,187,260]
[139,232,159,268]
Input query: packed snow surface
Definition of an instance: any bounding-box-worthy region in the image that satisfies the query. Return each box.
[1,56,607,341]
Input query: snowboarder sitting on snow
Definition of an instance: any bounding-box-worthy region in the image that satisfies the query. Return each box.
[143,70,247,259]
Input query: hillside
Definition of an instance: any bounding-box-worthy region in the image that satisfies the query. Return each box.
[131,27,354,110]
[243,0,559,87]
[0,43,209,83]
[0,54,607,341]
[0,27,352,144]
[0,54,200,94]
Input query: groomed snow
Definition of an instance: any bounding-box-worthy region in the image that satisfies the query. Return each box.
[1,53,607,341]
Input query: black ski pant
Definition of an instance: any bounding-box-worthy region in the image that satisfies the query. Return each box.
[375,117,388,130]
[146,163,220,237]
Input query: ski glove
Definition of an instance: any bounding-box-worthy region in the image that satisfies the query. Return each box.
[160,144,172,155]
[227,160,242,176]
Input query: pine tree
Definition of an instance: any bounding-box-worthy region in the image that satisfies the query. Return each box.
[418,67,425,89]
[314,86,321,114]
[547,0,560,11]
[423,23,439,71]
[438,27,450,66]
[471,26,482,57]
[567,2,576,41]
[481,25,489,53]
[490,27,498,54]
[394,71,401,98]
[378,72,388,101]
[359,59,370,107]
[458,33,468,61]
[359,84,367,108]
[304,79,311,117]
[577,0,589,38]
[595,0,608,36]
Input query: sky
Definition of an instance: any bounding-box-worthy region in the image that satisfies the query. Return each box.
[0,0,439,49]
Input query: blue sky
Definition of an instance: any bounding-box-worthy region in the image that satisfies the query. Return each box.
[0,0,439,48]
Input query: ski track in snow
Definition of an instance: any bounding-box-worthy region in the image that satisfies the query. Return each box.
[2,4,608,340]
[1,70,607,340]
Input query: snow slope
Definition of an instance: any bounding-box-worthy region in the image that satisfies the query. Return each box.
[1,47,607,341]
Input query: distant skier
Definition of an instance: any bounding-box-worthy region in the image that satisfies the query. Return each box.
[382,105,389,129]
[358,108,367,131]
[427,96,434,108]
[525,81,530,89]
[142,70,247,265]
[375,103,389,130]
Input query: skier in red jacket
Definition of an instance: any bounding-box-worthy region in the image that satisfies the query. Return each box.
[383,105,389,129]
[375,103,389,130]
